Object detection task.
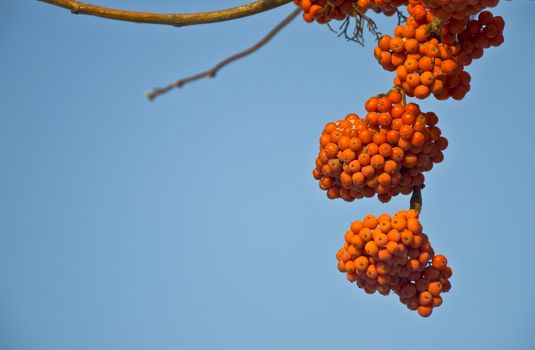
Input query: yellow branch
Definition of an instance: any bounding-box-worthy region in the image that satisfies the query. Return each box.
[39,0,294,27]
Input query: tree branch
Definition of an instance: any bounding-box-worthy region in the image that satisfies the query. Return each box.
[145,7,302,100]
[38,0,293,27]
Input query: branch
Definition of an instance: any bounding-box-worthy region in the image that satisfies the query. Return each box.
[145,7,302,100]
[39,0,293,27]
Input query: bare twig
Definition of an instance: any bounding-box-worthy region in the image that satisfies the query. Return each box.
[396,8,407,25]
[328,5,381,45]
[145,7,301,100]
[39,0,293,27]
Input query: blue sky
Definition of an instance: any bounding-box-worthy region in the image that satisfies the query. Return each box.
[1,1,535,349]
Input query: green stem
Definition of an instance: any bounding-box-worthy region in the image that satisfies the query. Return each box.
[410,186,423,214]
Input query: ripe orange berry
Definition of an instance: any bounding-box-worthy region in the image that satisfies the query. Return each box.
[350,220,363,233]
[359,227,373,242]
[417,306,433,318]
[414,85,430,99]
[366,264,378,279]
[428,282,443,297]
[355,256,370,272]
[363,214,378,229]
[432,254,448,270]
[418,291,433,306]
[365,241,379,256]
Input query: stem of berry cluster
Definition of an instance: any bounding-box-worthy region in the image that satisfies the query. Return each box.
[410,186,423,215]
[400,89,407,107]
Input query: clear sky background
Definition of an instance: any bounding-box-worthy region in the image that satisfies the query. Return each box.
[1,1,534,349]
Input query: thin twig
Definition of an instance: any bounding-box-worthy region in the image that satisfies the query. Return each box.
[39,0,293,27]
[328,5,381,45]
[396,8,407,25]
[326,22,338,34]
[145,7,301,100]
[362,12,381,41]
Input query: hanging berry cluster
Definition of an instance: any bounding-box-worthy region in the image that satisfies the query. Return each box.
[299,0,504,317]
[313,92,447,204]
[336,210,452,317]
[374,4,504,100]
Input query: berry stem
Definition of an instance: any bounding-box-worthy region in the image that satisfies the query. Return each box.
[410,185,423,214]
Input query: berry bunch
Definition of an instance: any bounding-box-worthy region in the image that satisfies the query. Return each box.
[374,2,504,100]
[313,90,447,203]
[374,4,472,100]
[293,0,406,23]
[335,210,452,317]
[422,0,499,20]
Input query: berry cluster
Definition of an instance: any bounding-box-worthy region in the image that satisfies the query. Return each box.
[374,2,504,100]
[293,0,406,23]
[374,4,470,100]
[313,90,447,203]
[422,0,499,20]
[335,210,452,317]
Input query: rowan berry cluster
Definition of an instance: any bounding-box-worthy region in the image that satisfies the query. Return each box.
[335,210,452,317]
[293,0,406,23]
[313,90,447,203]
[422,0,499,20]
[375,4,467,99]
[374,2,504,100]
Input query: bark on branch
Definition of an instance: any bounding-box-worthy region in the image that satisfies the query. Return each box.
[38,0,294,27]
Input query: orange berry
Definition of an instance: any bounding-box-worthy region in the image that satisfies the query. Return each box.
[345,260,356,273]
[374,233,389,247]
[366,264,378,279]
[363,214,378,229]
[406,217,422,233]
[417,306,433,317]
[386,241,399,254]
[350,220,363,233]
[400,229,413,245]
[355,256,370,272]
[365,241,379,256]
[390,37,406,53]
[407,258,420,271]
[432,254,448,270]
[418,291,433,306]
[378,35,391,51]
[414,85,430,99]
[359,227,372,242]
[378,249,392,261]
[428,281,443,297]
[433,296,443,307]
